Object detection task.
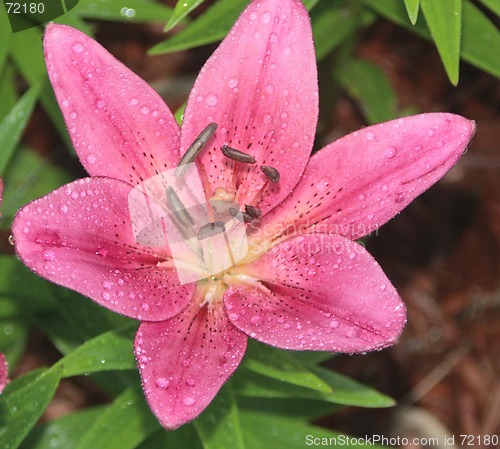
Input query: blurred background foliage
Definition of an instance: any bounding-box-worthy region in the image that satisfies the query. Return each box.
[0,1,499,448]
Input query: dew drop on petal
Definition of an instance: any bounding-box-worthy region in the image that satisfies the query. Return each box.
[384,146,397,159]
[72,42,84,54]
[129,97,138,106]
[250,315,264,326]
[315,178,329,192]
[181,359,191,368]
[42,249,56,261]
[366,131,376,141]
[283,46,292,56]
[206,93,218,107]
[269,32,278,43]
[227,78,238,89]
[263,113,272,124]
[140,105,150,115]
[265,84,275,94]
[96,99,105,109]
[329,320,340,329]
[183,397,196,407]
[86,154,96,164]
[261,11,271,23]
[155,378,170,389]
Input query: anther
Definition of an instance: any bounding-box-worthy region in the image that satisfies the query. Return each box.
[260,165,280,182]
[196,222,226,240]
[229,208,253,223]
[221,145,256,164]
[245,204,262,219]
[166,186,195,227]
[175,122,218,177]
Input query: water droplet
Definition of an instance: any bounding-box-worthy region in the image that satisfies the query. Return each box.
[283,46,292,56]
[427,128,435,137]
[265,84,274,94]
[315,178,329,192]
[102,291,111,300]
[250,315,263,326]
[249,12,257,20]
[262,113,272,124]
[384,146,397,159]
[102,281,113,290]
[227,78,238,89]
[86,154,96,164]
[329,320,340,329]
[141,302,149,311]
[129,97,138,106]
[261,11,272,23]
[228,313,239,321]
[183,397,196,407]
[181,359,191,368]
[42,249,56,261]
[155,378,170,389]
[72,42,84,54]
[269,32,278,43]
[96,247,108,257]
[206,93,218,107]
[96,99,105,109]
[140,105,149,115]
[366,131,375,141]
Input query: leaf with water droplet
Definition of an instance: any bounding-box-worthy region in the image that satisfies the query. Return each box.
[164,0,206,31]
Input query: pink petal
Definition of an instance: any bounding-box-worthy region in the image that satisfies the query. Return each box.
[0,178,3,216]
[258,113,475,241]
[12,177,193,321]
[135,299,247,430]
[0,353,8,393]
[226,234,406,352]
[181,0,318,214]
[44,24,181,184]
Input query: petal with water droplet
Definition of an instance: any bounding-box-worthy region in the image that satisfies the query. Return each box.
[43,24,181,184]
[12,177,193,321]
[260,113,475,240]
[227,234,406,352]
[181,0,318,214]
[135,298,247,430]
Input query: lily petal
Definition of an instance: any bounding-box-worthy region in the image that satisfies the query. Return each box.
[226,234,406,352]
[12,177,193,321]
[135,299,247,430]
[181,0,318,213]
[258,113,475,241]
[44,24,181,184]
[0,353,8,393]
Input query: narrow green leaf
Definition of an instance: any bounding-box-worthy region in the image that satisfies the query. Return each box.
[165,0,205,31]
[194,385,246,449]
[53,326,136,378]
[0,83,41,176]
[0,367,62,449]
[244,342,332,393]
[235,368,395,408]
[74,388,160,449]
[0,66,18,122]
[421,0,462,85]
[365,0,500,79]
[74,0,173,22]
[240,410,388,449]
[335,58,397,124]
[403,0,420,25]
[138,426,202,449]
[19,407,105,449]
[175,102,186,125]
[478,0,500,16]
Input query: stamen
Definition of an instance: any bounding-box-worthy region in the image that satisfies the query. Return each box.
[260,165,280,182]
[245,204,262,219]
[229,208,253,223]
[175,122,218,177]
[166,186,195,227]
[221,145,256,164]
[197,221,226,240]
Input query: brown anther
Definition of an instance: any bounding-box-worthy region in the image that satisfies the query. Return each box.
[166,186,195,227]
[196,221,226,240]
[245,204,262,219]
[221,145,256,164]
[175,122,218,177]
[229,208,253,223]
[260,165,280,182]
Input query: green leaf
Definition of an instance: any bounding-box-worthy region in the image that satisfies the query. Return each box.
[0,367,62,449]
[138,425,202,449]
[240,410,387,449]
[478,0,500,16]
[0,83,41,176]
[19,407,105,449]
[235,367,395,408]
[312,2,370,61]
[165,0,205,31]
[403,0,420,25]
[74,388,160,449]
[244,342,332,393]
[175,102,186,125]
[335,58,397,124]
[74,0,173,22]
[0,66,18,122]
[194,385,246,449]
[364,0,500,80]
[53,326,136,378]
[421,0,462,85]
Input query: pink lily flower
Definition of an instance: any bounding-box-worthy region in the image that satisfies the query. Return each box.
[0,353,8,394]
[12,0,474,429]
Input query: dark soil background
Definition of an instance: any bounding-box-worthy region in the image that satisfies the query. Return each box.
[12,4,500,448]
